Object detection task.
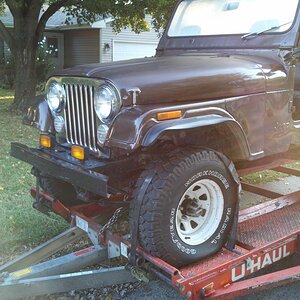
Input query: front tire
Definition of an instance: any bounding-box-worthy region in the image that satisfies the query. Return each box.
[40,176,80,206]
[132,149,239,267]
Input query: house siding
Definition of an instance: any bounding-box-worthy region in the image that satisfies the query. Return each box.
[101,16,160,63]
[64,29,100,68]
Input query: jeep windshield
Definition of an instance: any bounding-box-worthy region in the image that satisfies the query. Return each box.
[168,0,299,37]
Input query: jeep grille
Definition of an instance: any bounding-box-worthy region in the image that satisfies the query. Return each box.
[63,84,98,152]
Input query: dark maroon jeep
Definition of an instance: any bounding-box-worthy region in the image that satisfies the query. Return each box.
[11,0,300,267]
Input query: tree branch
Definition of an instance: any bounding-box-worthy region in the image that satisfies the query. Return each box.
[36,0,80,39]
[0,18,14,49]
[5,0,19,17]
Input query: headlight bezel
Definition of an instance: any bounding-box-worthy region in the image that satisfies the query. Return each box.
[46,81,66,114]
[94,84,121,124]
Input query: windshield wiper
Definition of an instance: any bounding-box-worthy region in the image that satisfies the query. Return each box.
[241,21,292,40]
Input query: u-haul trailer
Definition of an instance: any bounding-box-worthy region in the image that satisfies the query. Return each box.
[1,148,300,300]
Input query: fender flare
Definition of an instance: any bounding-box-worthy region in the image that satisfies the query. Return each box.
[23,95,54,132]
[141,114,251,159]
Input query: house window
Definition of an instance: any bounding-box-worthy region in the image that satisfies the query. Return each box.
[46,37,59,58]
[44,33,64,69]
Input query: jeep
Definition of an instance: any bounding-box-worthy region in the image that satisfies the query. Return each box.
[11,0,300,267]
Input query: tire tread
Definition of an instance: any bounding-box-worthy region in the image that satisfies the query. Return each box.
[131,148,229,266]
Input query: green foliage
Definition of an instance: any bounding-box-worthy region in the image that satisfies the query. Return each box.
[0,54,14,89]
[146,0,177,31]
[0,2,4,15]
[36,37,56,91]
[62,0,177,33]
[0,37,54,91]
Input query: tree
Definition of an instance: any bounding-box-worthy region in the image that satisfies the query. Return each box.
[0,0,176,112]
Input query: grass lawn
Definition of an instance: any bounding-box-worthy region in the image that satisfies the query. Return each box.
[0,97,67,256]
[242,161,300,184]
[0,88,14,99]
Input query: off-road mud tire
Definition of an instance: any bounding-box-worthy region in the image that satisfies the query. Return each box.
[131,149,239,267]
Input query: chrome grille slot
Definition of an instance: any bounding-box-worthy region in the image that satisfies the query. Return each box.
[63,83,97,152]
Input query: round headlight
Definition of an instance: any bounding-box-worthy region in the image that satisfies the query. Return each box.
[47,82,66,113]
[94,85,119,123]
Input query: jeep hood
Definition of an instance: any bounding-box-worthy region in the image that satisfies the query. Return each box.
[56,55,286,105]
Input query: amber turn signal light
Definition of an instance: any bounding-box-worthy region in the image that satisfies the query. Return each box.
[157,110,182,121]
[71,145,85,160]
[39,134,52,148]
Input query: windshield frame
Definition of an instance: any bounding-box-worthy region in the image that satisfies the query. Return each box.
[167,0,299,38]
[158,0,300,51]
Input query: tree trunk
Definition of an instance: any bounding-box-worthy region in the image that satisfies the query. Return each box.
[1,1,68,112]
[7,2,42,112]
[11,44,38,112]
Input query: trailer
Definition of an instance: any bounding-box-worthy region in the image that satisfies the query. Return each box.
[1,149,300,300]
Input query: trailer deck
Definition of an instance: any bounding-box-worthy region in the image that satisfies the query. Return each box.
[1,151,300,300]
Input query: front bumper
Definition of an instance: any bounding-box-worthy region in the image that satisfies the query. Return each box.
[11,143,109,197]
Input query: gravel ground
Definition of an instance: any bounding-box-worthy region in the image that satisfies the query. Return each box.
[40,279,299,300]
[125,281,300,300]
[238,282,300,300]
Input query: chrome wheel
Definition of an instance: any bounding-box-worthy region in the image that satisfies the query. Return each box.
[176,179,224,246]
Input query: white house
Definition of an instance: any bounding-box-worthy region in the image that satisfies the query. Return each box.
[0,8,160,70]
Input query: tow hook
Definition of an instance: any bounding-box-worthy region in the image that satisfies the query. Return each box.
[32,198,52,216]
[32,168,52,216]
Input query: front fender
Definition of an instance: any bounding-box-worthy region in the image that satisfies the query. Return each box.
[108,105,252,159]
[23,95,54,132]
[142,114,232,145]
[142,113,251,159]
